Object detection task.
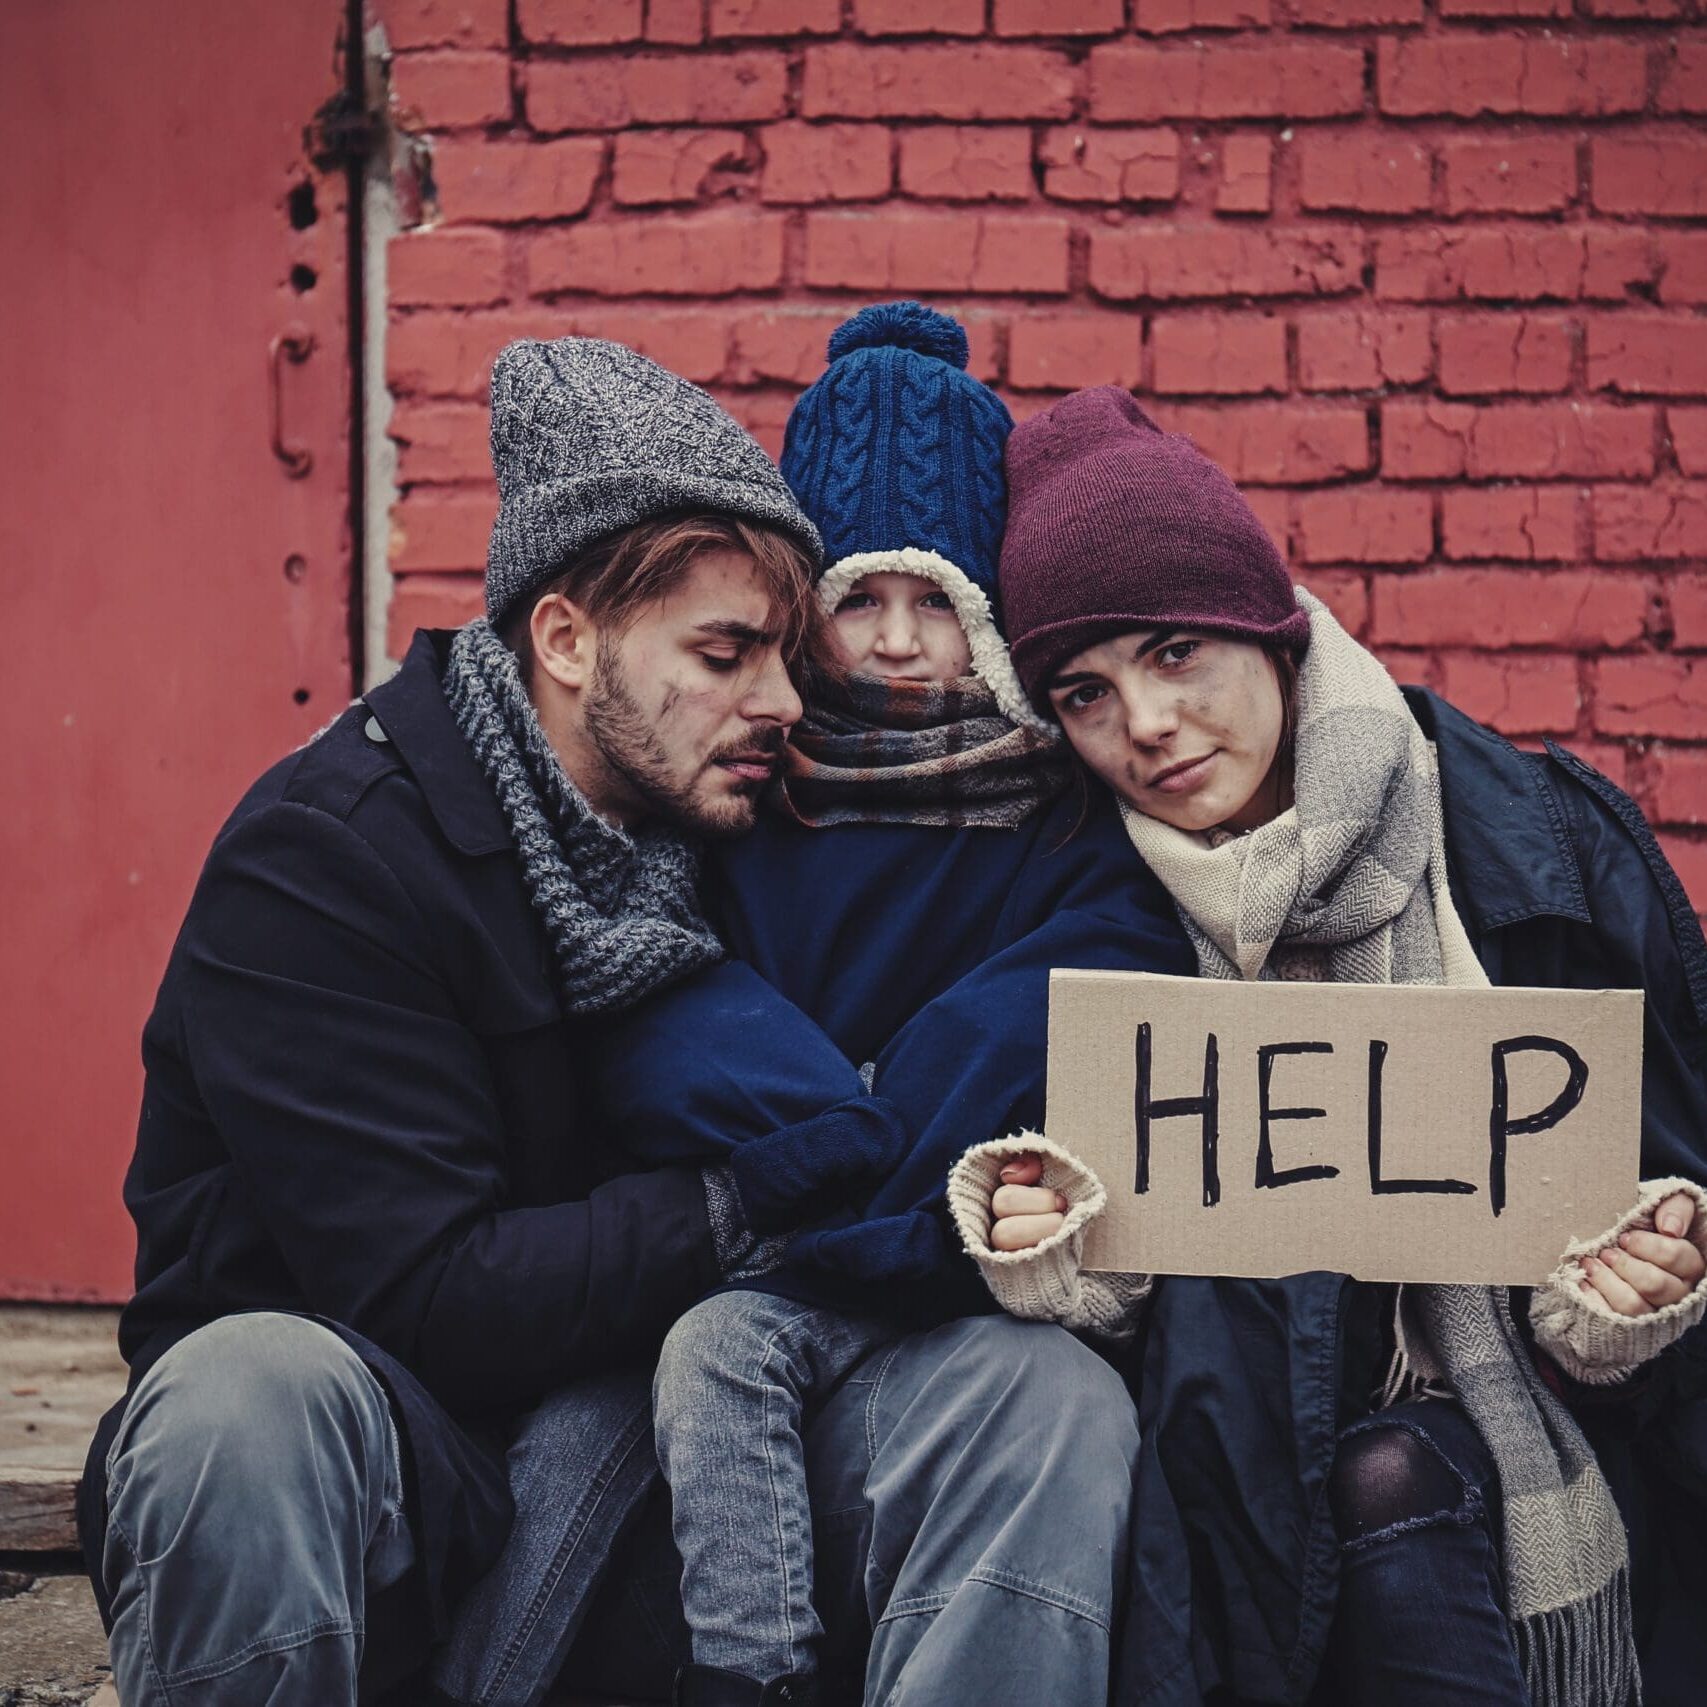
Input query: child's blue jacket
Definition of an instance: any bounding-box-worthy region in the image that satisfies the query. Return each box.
[591,785,1195,1318]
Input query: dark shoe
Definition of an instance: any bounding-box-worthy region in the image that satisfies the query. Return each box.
[672,1663,817,1706]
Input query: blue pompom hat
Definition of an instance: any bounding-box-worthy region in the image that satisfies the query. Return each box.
[781,301,1042,729]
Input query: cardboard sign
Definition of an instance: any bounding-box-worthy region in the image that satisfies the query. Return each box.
[1045,971,1644,1285]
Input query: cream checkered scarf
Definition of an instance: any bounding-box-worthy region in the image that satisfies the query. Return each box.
[1122,590,1637,1707]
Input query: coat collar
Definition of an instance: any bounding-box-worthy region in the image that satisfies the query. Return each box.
[363,629,514,857]
[1402,686,1591,933]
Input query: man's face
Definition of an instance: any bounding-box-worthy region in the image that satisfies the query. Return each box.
[583,547,805,838]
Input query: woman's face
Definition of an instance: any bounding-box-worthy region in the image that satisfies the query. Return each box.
[1045,630,1290,834]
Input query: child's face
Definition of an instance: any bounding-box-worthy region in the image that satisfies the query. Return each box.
[830,572,973,682]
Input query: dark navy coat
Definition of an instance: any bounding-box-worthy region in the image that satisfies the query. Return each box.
[595,788,1196,1319]
[79,627,1190,1660]
[81,631,727,1642]
[1114,688,1707,1707]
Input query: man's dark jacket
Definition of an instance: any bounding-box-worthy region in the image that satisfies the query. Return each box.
[80,631,731,1640]
[1114,687,1707,1707]
[78,625,1191,1655]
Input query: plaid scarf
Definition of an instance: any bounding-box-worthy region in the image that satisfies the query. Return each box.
[773,668,1071,829]
[1123,590,1637,1707]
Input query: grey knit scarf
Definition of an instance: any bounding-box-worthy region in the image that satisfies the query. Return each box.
[443,618,724,1017]
[1124,590,1637,1707]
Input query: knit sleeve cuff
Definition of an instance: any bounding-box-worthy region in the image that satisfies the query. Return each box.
[945,1133,1150,1342]
[1529,1177,1707,1387]
[702,1163,762,1278]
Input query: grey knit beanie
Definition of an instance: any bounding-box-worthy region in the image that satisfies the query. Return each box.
[485,337,824,625]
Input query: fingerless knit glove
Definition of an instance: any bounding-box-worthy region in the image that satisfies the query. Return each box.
[1530,1176,1707,1386]
[727,1096,910,1235]
[947,1132,1152,1343]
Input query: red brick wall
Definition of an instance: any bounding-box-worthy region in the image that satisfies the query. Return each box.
[374,0,1707,903]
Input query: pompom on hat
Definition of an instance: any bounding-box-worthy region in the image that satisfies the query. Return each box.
[829,299,970,366]
[781,301,1011,606]
[779,301,1045,729]
[998,386,1309,703]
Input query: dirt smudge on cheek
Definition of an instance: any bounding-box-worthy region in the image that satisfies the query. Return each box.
[1184,654,1242,734]
[655,670,735,737]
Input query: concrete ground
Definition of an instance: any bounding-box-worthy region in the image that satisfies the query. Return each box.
[0,1309,628,1706]
[0,1571,112,1706]
[0,1305,124,1704]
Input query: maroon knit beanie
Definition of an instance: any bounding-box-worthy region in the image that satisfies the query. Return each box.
[999,386,1309,701]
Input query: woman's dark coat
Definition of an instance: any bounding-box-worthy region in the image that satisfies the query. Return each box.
[1115,687,1707,1707]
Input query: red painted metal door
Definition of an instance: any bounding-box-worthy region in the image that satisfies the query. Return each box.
[0,0,355,1298]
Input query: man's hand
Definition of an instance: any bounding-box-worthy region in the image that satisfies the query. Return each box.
[1578,1191,1706,1316]
[990,1151,1069,1253]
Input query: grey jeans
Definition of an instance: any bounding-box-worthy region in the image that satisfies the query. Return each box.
[103,1311,1140,1707]
[102,1313,415,1706]
[650,1290,894,1680]
[438,1311,1142,1707]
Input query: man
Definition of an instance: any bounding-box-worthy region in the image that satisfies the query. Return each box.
[83,338,1142,1706]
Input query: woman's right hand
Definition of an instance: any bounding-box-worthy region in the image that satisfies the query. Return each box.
[950,1136,1145,1340]
[990,1151,1069,1251]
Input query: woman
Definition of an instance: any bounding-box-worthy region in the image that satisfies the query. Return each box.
[946,386,1707,1707]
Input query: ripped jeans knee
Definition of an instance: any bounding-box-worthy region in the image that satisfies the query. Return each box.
[1329,1403,1491,1551]
[1324,1402,1530,1705]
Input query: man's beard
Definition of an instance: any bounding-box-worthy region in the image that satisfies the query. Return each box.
[583,640,782,839]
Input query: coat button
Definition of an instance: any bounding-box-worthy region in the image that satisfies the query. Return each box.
[364,715,389,743]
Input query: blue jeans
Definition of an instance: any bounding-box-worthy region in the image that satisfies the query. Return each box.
[428,1366,664,1702]
[437,1313,1141,1706]
[651,1291,892,1680]
[1322,1399,1529,1707]
[102,1314,416,1706]
[101,1310,1139,1706]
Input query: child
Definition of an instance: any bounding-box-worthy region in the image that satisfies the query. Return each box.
[591,307,1188,1707]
